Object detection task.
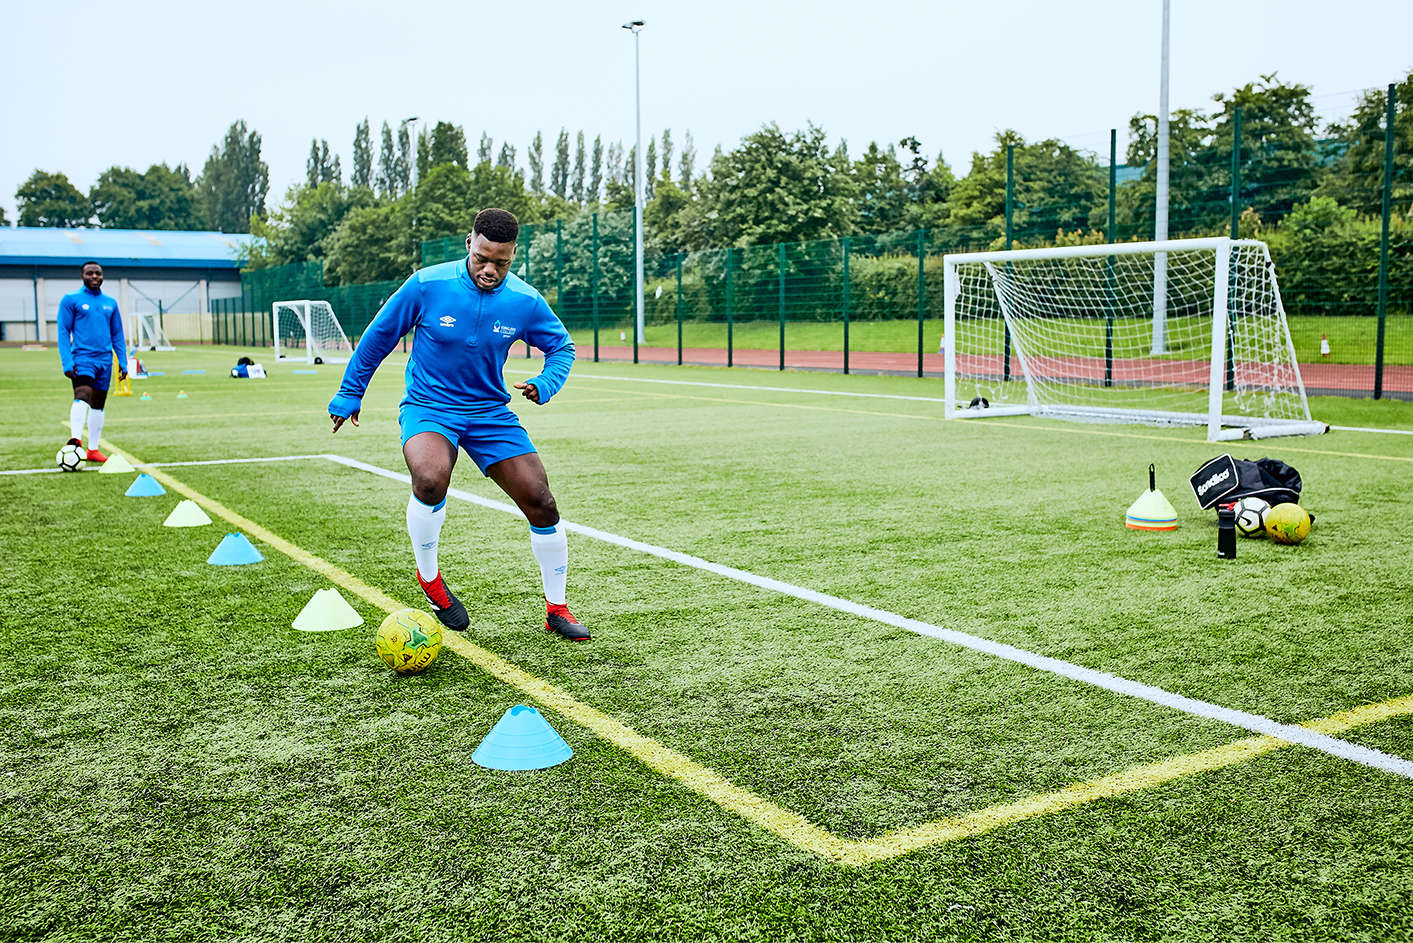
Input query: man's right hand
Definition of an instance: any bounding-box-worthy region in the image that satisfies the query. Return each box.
[331,410,360,433]
[63,369,75,379]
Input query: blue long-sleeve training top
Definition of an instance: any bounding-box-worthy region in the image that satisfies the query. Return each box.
[329,259,574,418]
[57,287,127,374]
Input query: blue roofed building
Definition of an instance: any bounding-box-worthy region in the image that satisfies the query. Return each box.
[0,227,257,344]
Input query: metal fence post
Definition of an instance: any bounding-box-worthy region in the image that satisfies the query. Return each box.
[676,252,684,366]
[726,247,735,368]
[916,229,925,377]
[843,236,851,375]
[1106,129,1116,387]
[778,242,786,371]
[591,213,600,363]
[1004,143,1014,382]
[1226,106,1242,392]
[1375,83,1395,400]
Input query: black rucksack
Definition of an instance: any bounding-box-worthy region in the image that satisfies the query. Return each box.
[1189,454,1302,509]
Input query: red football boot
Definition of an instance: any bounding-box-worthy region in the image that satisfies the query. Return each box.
[85,448,108,463]
[545,601,590,641]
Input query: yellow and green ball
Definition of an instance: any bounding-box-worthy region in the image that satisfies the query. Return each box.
[1265,503,1312,545]
[375,608,442,674]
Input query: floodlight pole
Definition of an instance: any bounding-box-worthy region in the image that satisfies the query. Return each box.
[401,116,421,191]
[1151,0,1170,354]
[623,19,646,358]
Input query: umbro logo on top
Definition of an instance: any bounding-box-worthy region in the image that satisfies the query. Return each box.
[440,315,456,327]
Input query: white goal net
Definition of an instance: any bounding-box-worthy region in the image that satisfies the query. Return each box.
[272,300,354,364]
[943,238,1327,440]
[133,311,175,351]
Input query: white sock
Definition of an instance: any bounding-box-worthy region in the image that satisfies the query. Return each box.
[530,524,568,605]
[406,494,446,581]
[69,400,88,440]
[87,408,105,449]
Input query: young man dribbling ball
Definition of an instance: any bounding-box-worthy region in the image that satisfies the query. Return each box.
[328,208,588,640]
[57,261,128,462]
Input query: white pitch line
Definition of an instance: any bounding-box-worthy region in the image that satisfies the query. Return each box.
[322,453,1413,780]
[1330,425,1413,436]
[13,447,1409,778]
[572,373,951,403]
[574,373,1413,438]
[134,454,329,468]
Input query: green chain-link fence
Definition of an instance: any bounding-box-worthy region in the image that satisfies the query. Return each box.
[224,85,1410,398]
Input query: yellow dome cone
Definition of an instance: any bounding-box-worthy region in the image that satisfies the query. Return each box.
[98,453,136,474]
[293,588,364,632]
[163,499,213,527]
[1126,463,1177,531]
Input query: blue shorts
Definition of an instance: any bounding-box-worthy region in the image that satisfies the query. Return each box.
[71,360,112,391]
[399,403,536,475]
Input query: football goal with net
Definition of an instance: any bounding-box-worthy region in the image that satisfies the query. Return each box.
[272,300,355,364]
[942,237,1327,441]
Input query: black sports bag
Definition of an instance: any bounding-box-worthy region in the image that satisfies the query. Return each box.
[1189,454,1302,509]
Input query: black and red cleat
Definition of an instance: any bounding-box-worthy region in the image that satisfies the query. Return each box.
[545,602,590,641]
[417,571,469,631]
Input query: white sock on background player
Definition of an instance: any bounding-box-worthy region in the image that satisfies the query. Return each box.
[529,524,568,605]
[406,494,446,581]
[69,400,88,440]
[87,409,105,449]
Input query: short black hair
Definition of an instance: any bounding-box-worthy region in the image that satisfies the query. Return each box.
[472,208,518,244]
[81,260,102,271]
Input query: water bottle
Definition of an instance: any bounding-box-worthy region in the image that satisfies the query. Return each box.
[1217,503,1237,559]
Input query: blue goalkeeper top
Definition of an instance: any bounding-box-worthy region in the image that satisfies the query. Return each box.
[57,287,127,374]
[329,260,574,418]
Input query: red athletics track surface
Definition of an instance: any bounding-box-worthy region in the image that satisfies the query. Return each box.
[570,345,1413,397]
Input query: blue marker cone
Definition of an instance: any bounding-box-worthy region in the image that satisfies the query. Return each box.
[124,473,166,497]
[207,532,264,565]
[472,705,573,771]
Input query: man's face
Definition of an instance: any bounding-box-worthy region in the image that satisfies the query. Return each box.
[466,233,515,291]
[82,264,103,291]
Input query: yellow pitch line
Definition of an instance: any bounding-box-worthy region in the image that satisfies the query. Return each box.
[585,383,1413,463]
[848,694,1413,864]
[98,436,1413,865]
[102,437,850,863]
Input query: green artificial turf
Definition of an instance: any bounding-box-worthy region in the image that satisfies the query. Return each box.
[1,346,1411,942]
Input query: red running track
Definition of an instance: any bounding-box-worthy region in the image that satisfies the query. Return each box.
[573,344,1413,395]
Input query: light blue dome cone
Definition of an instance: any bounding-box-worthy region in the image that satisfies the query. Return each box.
[124,473,166,497]
[472,705,573,771]
[207,532,264,565]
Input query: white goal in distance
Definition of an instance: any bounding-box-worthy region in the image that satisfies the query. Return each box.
[272,300,355,364]
[942,237,1327,441]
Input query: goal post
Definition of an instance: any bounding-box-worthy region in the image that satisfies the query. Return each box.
[133,310,175,351]
[272,300,355,364]
[942,237,1327,441]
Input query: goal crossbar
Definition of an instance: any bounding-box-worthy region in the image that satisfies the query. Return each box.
[272,299,354,364]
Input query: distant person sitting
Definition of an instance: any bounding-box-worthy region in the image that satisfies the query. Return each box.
[57,261,127,463]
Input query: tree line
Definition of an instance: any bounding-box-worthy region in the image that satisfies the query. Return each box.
[10,71,1410,292]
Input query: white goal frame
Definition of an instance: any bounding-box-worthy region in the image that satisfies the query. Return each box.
[942,237,1327,441]
[133,310,175,351]
[272,300,354,364]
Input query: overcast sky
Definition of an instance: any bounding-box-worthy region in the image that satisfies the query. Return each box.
[4,0,1410,224]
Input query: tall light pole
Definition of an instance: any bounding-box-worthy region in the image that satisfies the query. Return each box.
[1151,0,1170,355]
[622,19,645,354]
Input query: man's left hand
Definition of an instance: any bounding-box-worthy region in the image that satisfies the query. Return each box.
[513,381,541,404]
[119,370,128,381]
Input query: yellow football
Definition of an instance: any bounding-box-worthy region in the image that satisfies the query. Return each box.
[375,608,442,674]
[1265,503,1312,545]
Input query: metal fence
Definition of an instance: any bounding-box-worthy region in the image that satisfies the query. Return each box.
[228,84,1409,399]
